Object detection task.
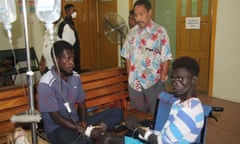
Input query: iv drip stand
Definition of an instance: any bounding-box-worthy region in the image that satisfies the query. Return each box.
[22,0,38,143]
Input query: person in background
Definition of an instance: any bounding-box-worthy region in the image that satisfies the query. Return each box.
[103,56,204,144]
[128,9,136,29]
[121,0,173,114]
[0,56,15,74]
[58,3,81,73]
[38,40,123,144]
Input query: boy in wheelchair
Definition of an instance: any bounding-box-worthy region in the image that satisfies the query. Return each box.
[103,56,206,144]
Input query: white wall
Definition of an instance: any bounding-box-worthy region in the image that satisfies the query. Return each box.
[117,1,129,27]
[212,0,240,102]
[117,0,129,67]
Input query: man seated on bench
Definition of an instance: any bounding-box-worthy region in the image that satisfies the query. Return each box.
[103,56,204,144]
[38,40,123,144]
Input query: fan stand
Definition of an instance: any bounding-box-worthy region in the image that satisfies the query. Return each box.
[103,12,128,67]
[120,32,123,50]
[119,33,125,67]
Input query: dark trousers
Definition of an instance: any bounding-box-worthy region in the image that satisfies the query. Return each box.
[87,108,123,130]
[48,127,92,144]
[128,80,165,114]
[47,108,123,144]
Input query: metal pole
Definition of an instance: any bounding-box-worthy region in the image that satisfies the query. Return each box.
[22,0,38,143]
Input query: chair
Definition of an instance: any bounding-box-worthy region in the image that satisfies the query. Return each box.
[15,47,40,74]
[153,91,223,144]
[196,105,224,144]
[195,105,212,144]
[153,92,178,131]
[0,47,40,84]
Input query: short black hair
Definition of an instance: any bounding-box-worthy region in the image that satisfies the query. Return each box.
[64,3,74,10]
[51,40,73,59]
[134,0,152,11]
[172,56,200,76]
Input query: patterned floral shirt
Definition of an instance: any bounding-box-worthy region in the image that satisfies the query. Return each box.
[121,20,172,91]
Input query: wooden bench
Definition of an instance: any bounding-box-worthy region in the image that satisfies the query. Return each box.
[0,85,29,143]
[0,67,151,143]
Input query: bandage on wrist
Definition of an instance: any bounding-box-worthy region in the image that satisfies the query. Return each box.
[84,125,103,137]
[84,125,94,137]
[138,128,153,141]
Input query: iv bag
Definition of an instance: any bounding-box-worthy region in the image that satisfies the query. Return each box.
[0,0,17,26]
[34,0,61,24]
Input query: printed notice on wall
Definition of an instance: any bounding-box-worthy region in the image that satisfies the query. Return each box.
[185,17,200,29]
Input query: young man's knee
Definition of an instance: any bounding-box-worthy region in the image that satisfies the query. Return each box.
[110,108,123,122]
[103,108,123,130]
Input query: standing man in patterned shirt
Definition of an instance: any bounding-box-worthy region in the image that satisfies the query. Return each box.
[121,0,172,114]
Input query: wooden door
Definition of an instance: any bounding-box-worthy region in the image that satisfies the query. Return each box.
[176,0,213,93]
[97,0,118,69]
[61,0,117,71]
[61,0,98,71]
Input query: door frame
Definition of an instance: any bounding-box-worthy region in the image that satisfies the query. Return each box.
[208,0,218,96]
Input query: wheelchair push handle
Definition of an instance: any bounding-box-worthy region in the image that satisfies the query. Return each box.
[212,106,224,112]
[208,106,224,122]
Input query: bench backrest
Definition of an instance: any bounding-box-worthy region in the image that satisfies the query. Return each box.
[0,86,28,135]
[81,67,128,111]
[35,67,129,112]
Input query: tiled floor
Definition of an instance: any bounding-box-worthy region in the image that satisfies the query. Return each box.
[198,93,240,144]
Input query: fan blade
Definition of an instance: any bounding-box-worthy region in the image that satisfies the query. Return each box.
[103,12,128,44]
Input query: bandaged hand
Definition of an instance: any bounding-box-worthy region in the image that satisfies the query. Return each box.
[136,127,151,140]
[76,125,85,134]
[85,125,106,141]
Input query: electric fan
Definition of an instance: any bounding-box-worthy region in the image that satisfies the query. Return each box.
[104,12,128,49]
